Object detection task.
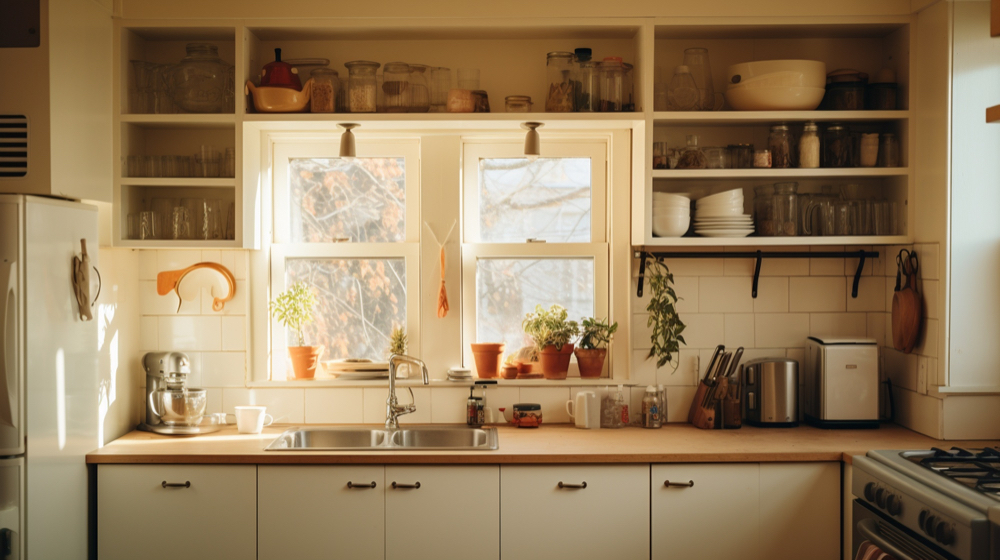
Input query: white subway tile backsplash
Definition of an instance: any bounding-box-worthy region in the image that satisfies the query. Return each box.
[754,314,809,348]
[430,387,469,423]
[884,276,897,312]
[809,313,868,339]
[158,316,221,351]
[846,276,885,312]
[916,319,939,358]
[723,258,755,276]
[632,314,652,350]
[221,316,246,351]
[141,280,200,315]
[306,388,365,423]
[753,277,788,313]
[666,386,698,422]
[488,387,520,419]
[630,350,657,387]
[884,348,918,392]
[680,314,724,349]
[205,388,223,414]
[222,388,304,424]
[157,250,203,272]
[789,277,846,312]
[921,280,939,319]
[810,253,845,276]
[759,257,809,277]
[658,348,699,386]
[699,277,753,313]
[200,280,247,315]
[867,313,887,347]
[673,276,699,313]
[724,314,755,348]
[655,257,724,277]
[200,352,246,387]
[518,387,571,423]
[140,316,158,351]
[138,250,158,280]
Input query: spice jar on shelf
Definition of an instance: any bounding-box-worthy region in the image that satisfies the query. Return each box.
[309,68,338,113]
[598,56,625,112]
[505,95,533,113]
[728,144,754,168]
[877,133,899,167]
[768,124,794,168]
[545,51,576,112]
[799,122,820,168]
[345,60,380,113]
[381,62,411,113]
[754,149,772,168]
[823,124,852,167]
[408,64,430,113]
[676,135,708,169]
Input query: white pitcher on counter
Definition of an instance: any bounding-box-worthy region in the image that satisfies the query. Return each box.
[566,391,600,429]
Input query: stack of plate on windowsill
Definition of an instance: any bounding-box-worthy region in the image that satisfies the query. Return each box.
[322,359,391,380]
[694,188,754,238]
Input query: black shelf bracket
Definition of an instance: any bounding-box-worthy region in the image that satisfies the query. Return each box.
[634,249,879,300]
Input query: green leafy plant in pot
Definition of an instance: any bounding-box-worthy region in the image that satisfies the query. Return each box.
[645,257,686,369]
[270,282,323,379]
[575,316,619,378]
[522,304,580,380]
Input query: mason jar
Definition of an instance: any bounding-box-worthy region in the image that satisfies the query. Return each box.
[381,62,411,113]
[345,60,380,113]
[545,51,575,112]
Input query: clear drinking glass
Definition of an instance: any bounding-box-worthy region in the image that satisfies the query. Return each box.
[138,211,157,240]
[575,60,598,112]
[703,147,727,169]
[430,67,451,112]
[151,198,176,240]
[834,202,853,236]
[772,182,799,236]
[408,64,430,113]
[200,199,223,240]
[226,202,236,240]
[682,47,715,111]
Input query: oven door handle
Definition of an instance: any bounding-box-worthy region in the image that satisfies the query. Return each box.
[856,518,920,560]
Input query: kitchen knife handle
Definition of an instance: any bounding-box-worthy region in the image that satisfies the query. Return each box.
[557,481,587,489]
[161,481,191,488]
[664,480,695,488]
[347,481,377,489]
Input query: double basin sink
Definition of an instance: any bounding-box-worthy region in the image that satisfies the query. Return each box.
[265,425,499,451]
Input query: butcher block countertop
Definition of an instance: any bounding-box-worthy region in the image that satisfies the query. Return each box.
[86,423,1000,465]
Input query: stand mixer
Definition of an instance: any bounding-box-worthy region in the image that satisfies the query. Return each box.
[140,351,222,435]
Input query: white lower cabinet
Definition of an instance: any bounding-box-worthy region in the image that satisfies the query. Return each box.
[500,465,649,560]
[385,465,499,560]
[97,465,256,560]
[257,465,385,560]
[759,462,841,559]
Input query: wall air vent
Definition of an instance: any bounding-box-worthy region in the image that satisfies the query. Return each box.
[0,116,28,178]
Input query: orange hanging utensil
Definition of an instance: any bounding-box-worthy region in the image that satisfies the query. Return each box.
[425,220,456,319]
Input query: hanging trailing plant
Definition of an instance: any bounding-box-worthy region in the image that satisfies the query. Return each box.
[645,257,686,369]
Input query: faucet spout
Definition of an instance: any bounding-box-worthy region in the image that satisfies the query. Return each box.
[386,354,429,429]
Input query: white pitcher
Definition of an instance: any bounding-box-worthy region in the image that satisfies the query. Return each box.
[566,391,600,429]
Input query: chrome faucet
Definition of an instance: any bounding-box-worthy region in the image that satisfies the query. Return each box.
[386,354,430,429]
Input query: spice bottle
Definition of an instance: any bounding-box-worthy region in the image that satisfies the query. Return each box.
[466,387,484,427]
[753,149,772,168]
[616,384,629,426]
[641,386,662,429]
[545,51,576,112]
[799,122,820,168]
[345,60,380,113]
[768,124,794,168]
[309,68,337,113]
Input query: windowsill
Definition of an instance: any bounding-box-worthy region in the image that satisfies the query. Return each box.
[247,378,634,389]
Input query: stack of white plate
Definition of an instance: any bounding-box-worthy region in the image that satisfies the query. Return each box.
[694,189,753,237]
[652,192,691,237]
[322,359,390,380]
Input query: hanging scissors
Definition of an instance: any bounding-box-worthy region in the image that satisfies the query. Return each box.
[895,249,918,291]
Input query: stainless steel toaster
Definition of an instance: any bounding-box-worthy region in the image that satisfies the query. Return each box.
[803,337,879,429]
[742,358,799,427]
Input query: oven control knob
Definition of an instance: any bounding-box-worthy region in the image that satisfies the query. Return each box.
[874,487,887,508]
[885,493,902,516]
[935,522,955,545]
[864,482,877,501]
[923,514,938,536]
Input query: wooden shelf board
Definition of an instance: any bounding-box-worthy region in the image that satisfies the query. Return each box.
[641,235,910,247]
[119,114,237,128]
[114,239,241,249]
[118,177,237,188]
[653,110,910,125]
[652,168,909,180]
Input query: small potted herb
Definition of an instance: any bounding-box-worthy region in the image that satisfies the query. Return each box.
[522,304,580,380]
[645,258,686,368]
[574,316,619,378]
[270,282,323,380]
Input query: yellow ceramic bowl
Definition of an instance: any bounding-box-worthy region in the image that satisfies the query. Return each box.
[245,79,313,113]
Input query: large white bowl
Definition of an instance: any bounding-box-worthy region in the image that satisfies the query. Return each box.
[724,85,826,111]
[653,202,691,211]
[695,205,744,217]
[697,188,744,205]
[652,214,691,237]
[726,60,826,89]
[652,193,691,205]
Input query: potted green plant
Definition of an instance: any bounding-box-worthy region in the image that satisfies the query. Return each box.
[645,257,687,368]
[522,304,579,380]
[270,282,323,380]
[574,316,619,378]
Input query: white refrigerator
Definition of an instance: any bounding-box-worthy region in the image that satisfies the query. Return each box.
[0,195,101,559]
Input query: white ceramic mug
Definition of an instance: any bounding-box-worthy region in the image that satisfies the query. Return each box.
[233,406,274,434]
[566,391,600,429]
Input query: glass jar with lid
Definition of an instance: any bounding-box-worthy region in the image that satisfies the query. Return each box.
[505,95,533,113]
[345,60,380,113]
[823,124,852,167]
[768,124,794,168]
[799,122,820,168]
[675,134,707,169]
[381,62,411,113]
[309,68,338,113]
[598,56,624,112]
[877,133,899,167]
[408,64,430,113]
[754,185,776,236]
[545,51,576,112]
[167,43,231,113]
[772,182,800,236]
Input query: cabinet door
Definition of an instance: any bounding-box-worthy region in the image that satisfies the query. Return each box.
[258,465,385,560]
[759,462,841,560]
[501,465,649,560]
[385,465,499,560]
[651,463,760,560]
[97,465,256,560]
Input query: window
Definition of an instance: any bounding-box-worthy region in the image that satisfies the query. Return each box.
[462,140,610,377]
[269,139,420,380]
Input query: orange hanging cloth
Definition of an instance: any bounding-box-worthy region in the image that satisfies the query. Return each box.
[426,220,456,319]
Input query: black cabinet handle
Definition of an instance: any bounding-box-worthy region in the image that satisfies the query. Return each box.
[161,481,191,488]
[347,481,377,489]
[664,480,695,488]
[391,481,421,489]
[557,481,587,489]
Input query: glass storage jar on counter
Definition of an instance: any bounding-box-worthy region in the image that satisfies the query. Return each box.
[823,124,852,167]
[309,68,338,113]
[598,56,624,112]
[768,124,794,168]
[345,60,380,113]
[505,95,533,112]
[545,51,576,112]
[408,64,430,113]
[382,62,411,113]
[166,43,232,113]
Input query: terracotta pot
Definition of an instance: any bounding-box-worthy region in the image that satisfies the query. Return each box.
[574,348,608,378]
[471,343,505,379]
[288,345,324,379]
[500,364,518,379]
[516,361,544,379]
[539,343,575,380]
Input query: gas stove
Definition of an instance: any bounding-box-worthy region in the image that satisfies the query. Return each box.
[852,447,1000,560]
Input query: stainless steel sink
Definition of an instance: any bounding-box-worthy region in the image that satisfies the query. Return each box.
[265,426,499,451]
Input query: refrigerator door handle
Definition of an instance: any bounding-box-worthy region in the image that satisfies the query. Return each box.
[0,262,15,429]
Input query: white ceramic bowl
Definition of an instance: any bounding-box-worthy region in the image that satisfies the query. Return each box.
[697,188,744,205]
[652,192,691,203]
[652,214,691,237]
[653,202,691,212]
[695,200,744,212]
[726,60,826,89]
[652,209,691,219]
[724,85,826,111]
[695,205,744,218]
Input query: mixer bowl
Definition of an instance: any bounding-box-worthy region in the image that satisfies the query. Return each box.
[150,388,207,426]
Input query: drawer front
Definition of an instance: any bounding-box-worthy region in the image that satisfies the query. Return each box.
[98,465,256,560]
[501,465,649,560]
[258,465,385,560]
